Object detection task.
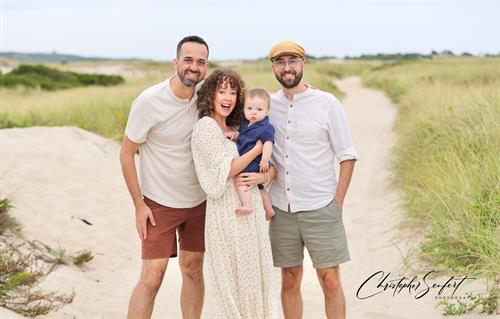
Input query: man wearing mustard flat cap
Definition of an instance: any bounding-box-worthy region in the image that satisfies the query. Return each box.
[267,40,358,319]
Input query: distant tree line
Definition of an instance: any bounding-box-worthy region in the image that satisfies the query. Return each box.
[345,50,500,60]
[303,50,500,61]
[0,51,113,63]
[0,64,125,90]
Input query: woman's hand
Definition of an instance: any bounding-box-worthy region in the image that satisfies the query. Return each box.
[224,131,239,142]
[235,172,265,190]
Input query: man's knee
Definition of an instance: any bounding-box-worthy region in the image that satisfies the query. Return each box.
[318,268,341,295]
[140,262,167,293]
[179,252,204,281]
[282,266,302,292]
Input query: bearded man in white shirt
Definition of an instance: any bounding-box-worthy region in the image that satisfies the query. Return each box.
[267,41,358,319]
[120,35,209,319]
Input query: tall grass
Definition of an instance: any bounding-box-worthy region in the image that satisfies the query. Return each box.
[0,60,361,139]
[0,75,164,139]
[0,196,74,317]
[364,58,500,279]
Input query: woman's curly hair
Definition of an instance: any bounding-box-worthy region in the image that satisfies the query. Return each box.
[197,68,246,127]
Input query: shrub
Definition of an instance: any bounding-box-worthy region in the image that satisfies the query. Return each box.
[0,197,18,235]
[0,64,124,90]
[0,250,74,317]
[0,197,73,316]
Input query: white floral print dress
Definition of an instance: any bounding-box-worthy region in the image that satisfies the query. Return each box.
[191,116,278,319]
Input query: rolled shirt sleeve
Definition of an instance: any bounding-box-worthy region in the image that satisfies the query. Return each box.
[328,97,359,163]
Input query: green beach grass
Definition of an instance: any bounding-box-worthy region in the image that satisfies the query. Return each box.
[0,78,157,139]
[0,59,367,139]
[364,57,500,281]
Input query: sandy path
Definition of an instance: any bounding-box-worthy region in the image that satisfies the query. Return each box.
[0,77,482,318]
[316,77,444,318]
[320,77,481,319]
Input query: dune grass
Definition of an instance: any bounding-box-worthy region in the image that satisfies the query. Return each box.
[0,59,362,139]
[0,75,163,139]
[0,197,74,317]
[0,59,175,139]
[364,57,500,281]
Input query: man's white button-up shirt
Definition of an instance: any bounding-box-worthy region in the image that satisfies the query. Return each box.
[268,86,359,213]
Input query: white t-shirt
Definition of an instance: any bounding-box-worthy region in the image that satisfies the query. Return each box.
[269,85,359,213]
[125,77,206,208]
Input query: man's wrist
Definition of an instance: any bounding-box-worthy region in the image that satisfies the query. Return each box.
[133,196,145,208]
[334,195,345,205]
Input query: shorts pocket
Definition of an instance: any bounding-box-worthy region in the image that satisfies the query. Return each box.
[332,200,342,213]
[325,200,342,220]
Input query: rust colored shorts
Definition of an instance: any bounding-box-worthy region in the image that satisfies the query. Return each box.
[142,197,206,259]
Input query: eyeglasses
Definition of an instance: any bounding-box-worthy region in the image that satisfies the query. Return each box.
[272,58,302,68]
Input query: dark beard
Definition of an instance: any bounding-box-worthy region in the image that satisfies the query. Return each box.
[177,69,201,87]
[275,70,303,89]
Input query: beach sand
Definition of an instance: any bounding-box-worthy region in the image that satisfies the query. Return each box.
[0,77,484,318]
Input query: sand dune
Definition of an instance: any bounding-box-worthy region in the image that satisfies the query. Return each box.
[0,78,484,318]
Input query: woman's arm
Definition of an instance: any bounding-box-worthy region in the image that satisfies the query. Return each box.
[228,140,263,178]
[234,165,276,187]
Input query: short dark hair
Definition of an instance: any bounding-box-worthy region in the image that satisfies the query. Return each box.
[247,88,270,109]
[176,35,209,58]
[197,69,246,128]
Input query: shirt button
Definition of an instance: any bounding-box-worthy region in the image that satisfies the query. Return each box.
[286,171,289,175]
[285,155,288,158]
[288,120,291,123]
[286,188,290,191]
[286,136,289,140]
[290,105,293,108]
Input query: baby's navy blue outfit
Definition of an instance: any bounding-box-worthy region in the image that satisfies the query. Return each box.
[237,116,275,190]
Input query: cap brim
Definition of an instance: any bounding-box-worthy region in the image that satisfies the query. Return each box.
[271,52,303,60]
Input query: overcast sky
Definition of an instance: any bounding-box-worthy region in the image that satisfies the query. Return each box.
[1,0,499,60]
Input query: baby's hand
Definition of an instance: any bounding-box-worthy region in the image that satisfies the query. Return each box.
[259,159,269,172]
[224,131,239,141]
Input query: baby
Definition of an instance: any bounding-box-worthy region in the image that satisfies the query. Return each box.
[225,88,275,220]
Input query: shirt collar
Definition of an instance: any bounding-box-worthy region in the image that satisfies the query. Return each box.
[242,116,269,128]
[279,83,314,102]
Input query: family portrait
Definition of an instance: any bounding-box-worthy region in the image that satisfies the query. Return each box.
[0,1,498,319]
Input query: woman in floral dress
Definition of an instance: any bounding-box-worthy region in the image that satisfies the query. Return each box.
[191,69,278,319]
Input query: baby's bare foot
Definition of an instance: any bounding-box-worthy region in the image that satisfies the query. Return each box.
[235,207,253,215]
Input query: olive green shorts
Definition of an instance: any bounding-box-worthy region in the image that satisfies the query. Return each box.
[269,201,350,269]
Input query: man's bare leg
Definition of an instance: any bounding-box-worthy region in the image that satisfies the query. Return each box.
[282,266,303,319]
[179,251,205,319]
[316,266,345,319]
[127,258,168,319]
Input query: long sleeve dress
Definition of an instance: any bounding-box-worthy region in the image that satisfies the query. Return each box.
[191,116,278,319]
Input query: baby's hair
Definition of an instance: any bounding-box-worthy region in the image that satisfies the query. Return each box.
[247,88,271,109]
